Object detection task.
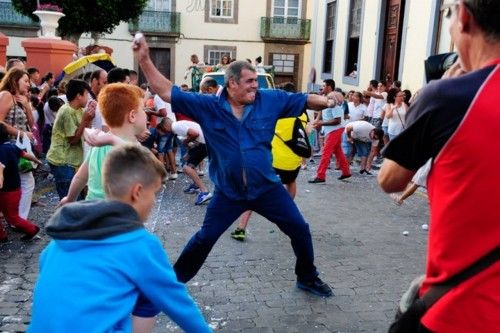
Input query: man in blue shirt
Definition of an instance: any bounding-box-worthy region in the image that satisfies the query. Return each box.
[134,36,338,297]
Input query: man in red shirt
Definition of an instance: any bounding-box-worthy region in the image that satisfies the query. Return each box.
[378,0,500,332]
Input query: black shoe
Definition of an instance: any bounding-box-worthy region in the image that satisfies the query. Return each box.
[359,169,366,174]
[364,170,373,175]
[338,174,351,180]
[308,177,325,184]
[296,277,333,297]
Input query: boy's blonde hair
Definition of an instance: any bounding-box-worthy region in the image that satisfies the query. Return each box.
[98,83,144,128]
[103,144,166,198]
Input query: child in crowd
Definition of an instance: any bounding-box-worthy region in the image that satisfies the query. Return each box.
[0,123,42,241]
[28,144,211,332]
[60,83,147,204]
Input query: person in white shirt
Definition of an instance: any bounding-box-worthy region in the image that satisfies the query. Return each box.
[161,118,212,206]
[343,92,367,163]
[344,120,384,175]
[151,94,178,179]
[385,91,407,140]
[347,92,367,122]
[363,80,387,128]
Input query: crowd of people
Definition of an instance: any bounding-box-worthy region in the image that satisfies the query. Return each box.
[0,0,498,330]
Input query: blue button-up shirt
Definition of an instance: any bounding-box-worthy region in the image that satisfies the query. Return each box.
[171,86,307,200]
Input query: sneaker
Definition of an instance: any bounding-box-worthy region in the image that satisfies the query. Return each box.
[337,174,351,180]
[296,277,333,297]
[169,172,178,180]
[21,226,40,241]
[198,170,205,177]
[183,183,200,194]
[308,177,325,184]
[230,228,246,241]
[195,192,213,205]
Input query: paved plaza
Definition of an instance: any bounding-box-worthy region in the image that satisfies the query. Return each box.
[0,160,429,332]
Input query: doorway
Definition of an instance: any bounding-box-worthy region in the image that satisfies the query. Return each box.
[379,0,405,84]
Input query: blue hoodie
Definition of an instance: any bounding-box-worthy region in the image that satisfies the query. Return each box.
[28,200,211,333]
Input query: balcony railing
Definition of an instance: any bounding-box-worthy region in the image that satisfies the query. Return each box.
[129,10,180,36]
[260,17,311,43]
[0,1,38,27]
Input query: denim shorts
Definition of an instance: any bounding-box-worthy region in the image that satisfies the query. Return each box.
[157,133,175,153]
[353,140,371,157]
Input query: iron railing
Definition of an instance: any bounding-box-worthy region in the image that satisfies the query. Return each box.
[129,10,180,36]
[260,17,311,43]
[0,1,38,27]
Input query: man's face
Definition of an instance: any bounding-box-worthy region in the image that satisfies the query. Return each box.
[447,1,472,71]
[229,69,258,104]
[191,55,199,64]
[30,71,40,85]
[93,71,108,94]
[129,73,138,86]
[322,84,332,95]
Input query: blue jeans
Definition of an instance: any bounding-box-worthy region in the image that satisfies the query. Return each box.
[173,184,319,283]
[49,163,76,200]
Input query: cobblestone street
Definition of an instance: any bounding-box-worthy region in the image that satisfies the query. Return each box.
[0,160,429,332]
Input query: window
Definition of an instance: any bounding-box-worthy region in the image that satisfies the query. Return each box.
[204,45,237,65]
[272,0,301,18]
[272,53,295,73]
[146,0,171,11]
[205,0,238,23]
[344,0,363,79]
[323,1,337,73]
[434,0,454,54]
[208,50,232,65]
[210,0,234,18]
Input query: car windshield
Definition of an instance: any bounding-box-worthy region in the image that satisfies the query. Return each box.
[205,74,271,89]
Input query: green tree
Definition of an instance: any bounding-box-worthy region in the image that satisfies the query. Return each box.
[12,0,148,43]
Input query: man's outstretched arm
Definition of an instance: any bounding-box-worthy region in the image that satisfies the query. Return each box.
[378,159,415,193]
[133,35,173,103]
[306,92,344,111]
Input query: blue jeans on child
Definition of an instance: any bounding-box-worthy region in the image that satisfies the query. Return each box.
[49,163,76,200]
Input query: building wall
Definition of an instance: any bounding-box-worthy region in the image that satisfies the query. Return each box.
[311,0,440,94]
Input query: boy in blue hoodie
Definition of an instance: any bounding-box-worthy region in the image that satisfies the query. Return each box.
[28,144,211,333]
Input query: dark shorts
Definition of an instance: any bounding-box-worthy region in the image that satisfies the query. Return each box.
[186,143,208,167]
[274,167,300,185]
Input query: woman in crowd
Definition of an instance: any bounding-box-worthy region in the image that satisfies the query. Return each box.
[216,54,231,72]
[0,68,37,220]
[385,90,407,141]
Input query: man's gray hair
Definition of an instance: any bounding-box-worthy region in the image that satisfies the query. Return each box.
[224,61,256,87]
[463,0,500,41]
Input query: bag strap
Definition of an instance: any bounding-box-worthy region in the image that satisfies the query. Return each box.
[9,94,18,127]
[395,105,405,129]
[422,246,499,308]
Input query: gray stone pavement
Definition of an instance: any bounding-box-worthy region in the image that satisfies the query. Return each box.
[0,159,429,332]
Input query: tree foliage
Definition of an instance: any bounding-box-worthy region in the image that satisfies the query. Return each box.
[12,0,148,41]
